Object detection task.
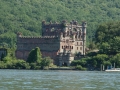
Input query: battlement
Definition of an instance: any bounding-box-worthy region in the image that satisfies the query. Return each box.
[59,52,74,57]
[42,20,84,28]
[42,20,87,37]
[16,20,87,66]
[42,20,64,28]
[18,36,57,39]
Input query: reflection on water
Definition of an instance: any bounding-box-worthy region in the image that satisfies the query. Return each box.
[0,70,120,90]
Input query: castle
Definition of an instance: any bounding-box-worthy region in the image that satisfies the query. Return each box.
[15,20,87,66]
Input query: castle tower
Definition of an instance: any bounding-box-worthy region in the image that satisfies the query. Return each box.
[16,20,87,66]
[82,22,87,55]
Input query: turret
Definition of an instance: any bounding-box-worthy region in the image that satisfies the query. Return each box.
[73,33,76,41]
[60,32,63,40]
[82,22,87,27]
[82,22,87,55]
[42,20,46,27]
[17,32,22,37]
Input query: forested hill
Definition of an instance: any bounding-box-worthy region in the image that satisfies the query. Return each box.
[0,0,120,47]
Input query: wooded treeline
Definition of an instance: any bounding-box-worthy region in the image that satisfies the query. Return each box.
[72,21,120,70]
[0,0,120,47]
[0,47,53,69]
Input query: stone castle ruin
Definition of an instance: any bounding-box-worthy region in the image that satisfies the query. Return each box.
[15,20,87,66]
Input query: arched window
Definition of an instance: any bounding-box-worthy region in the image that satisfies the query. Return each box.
[67,46,69,48]
[72,46,73,49]
[80,47,82,50]
[77,47,78,50]
[63,33,65,37]
[75,35,77,38]
[80,42,82,45]
[77,42,78,45]
[67,31,69,36]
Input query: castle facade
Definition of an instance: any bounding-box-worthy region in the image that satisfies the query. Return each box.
[15,20,87,66]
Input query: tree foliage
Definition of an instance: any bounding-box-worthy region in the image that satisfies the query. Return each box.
[1,0,120,47]
[0,53,5,61]
[27,47,53,69]
[41,57,53,69]
[27,47,42,63]
[0,47,53,69]
[95,22,120,55]
[26,49,35,63]
[110,53,120,68]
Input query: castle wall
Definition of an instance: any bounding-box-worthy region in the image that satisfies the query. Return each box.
[60,40,75,53]
[75,40,84,54]
[15,50,58,64]
[58,53,74,66]
[17,37,60,51]
[16,20,87,66]
[16,36,60,63]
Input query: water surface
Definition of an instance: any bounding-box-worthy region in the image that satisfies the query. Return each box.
[0,70,120,90]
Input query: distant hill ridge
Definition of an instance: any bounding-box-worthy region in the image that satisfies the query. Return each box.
[0,0,120,47]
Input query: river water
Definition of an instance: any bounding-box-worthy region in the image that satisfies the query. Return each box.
[0,70,120,90]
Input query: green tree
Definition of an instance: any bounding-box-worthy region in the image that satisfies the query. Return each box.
[110,53,120,68]
[88,41,96,50]
[92,54,109,69]
[1,53,5,61]
[109,37,120,53]
[71,58,87,67]
[27,47,42,63]
[1,0,120,47]
[34,47,42,64]
[95,22,120,55]
[99,42,110,54]
[27,49,35,63]
[41,57,53,69]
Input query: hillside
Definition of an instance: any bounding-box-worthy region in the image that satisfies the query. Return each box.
[0,0,120,47]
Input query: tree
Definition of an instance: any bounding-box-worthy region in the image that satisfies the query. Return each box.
[34,47,42,64]
[1,53,5,61]
[41,57,53,69]
[99,42,110,54]
[95,22,120,44]
[88,41,96,50]
[27,47,42,63]
[110,53,120,68]
[95,22,120,55]
[109,37,120,53]
[27,49,35,63]
[71,58,87,67]
[92,54,109,69]
[1,0,120,48]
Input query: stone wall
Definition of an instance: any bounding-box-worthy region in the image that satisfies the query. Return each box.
[16,36,60,63]
[16,20,87,66]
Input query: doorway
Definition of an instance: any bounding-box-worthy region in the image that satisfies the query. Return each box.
[62,62,67,66]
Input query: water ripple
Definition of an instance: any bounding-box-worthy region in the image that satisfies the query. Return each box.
[0,70,120,90]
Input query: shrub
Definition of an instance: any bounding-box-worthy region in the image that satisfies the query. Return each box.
[75,65,87,70]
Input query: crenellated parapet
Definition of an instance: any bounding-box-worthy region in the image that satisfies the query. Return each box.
[16,20,87,66]
[42,20,82,30]
[18,36,56,39]
[82,21,87,27]
[42,20,65,28]
[58,51,74,66]
[17,32,22,37]
[42,20,87,39]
